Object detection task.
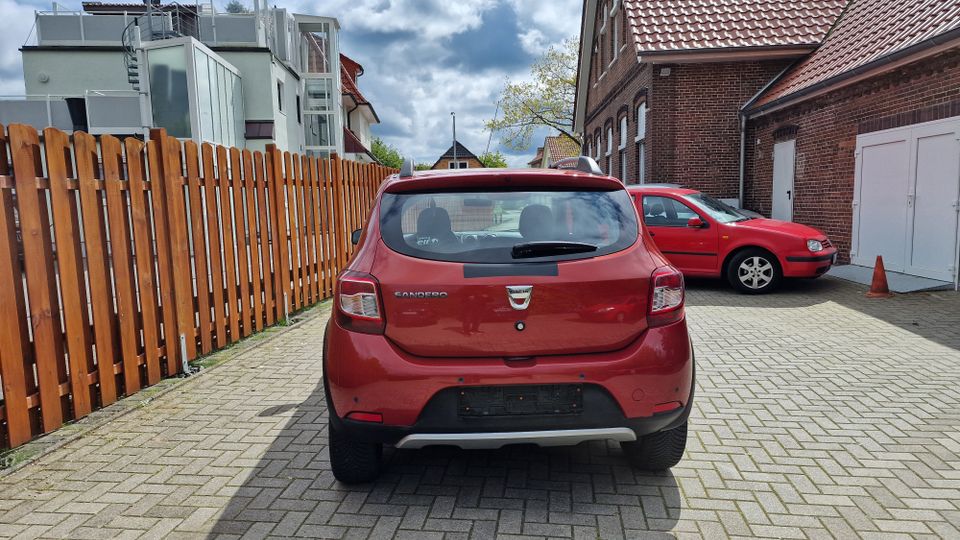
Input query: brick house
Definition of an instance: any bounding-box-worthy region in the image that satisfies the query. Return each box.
[574,0,845,197]
[575,0,960,286]
[431,141,484,170]
[528,135,582,168]
[743,1,960,283]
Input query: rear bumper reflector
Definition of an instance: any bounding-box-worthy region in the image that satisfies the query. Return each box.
[652,401,683,415]
[346,411,384,423]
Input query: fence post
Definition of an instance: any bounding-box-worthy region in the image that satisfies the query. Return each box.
[217,147,240,343]
[76,131,120,404]
[9,124,67,431]
[267,144,289,322]
[201,143,227,348]
[125,137,163,386]
[254,151,275,326]
[0,124,35,447]
[330,154,347,275]
[185,141,212,354]
[148,129,193,373]
[102,134,142,394]
[43,128,95,418]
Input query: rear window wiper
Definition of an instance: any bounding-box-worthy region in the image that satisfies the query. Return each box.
[511,241,598,259]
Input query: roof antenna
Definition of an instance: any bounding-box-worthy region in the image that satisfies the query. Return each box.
[400,159,414,178]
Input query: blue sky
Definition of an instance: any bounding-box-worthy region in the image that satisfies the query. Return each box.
[0,0,582,166]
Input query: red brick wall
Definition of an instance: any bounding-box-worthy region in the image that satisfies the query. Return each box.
[583,33,790,194]
[745,50,960,262]
[583,0,651,183]
[649,61,791,198]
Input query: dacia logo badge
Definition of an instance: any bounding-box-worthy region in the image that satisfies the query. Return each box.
[506,285,533,310]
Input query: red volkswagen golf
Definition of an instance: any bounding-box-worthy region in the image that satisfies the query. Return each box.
[325,159,695,483]
[628,186,838,294]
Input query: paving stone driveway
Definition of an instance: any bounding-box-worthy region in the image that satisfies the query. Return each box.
[1,277,959,539]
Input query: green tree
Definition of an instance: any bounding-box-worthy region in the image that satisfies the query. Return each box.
[478,151,508,168]
[485,38,580,151]
[414,163,432,171]
[224,1,250,13]
[371,137,405,169]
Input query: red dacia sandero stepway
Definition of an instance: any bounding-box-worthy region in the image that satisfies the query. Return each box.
[324,157,695,483]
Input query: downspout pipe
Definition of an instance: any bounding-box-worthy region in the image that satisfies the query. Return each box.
[738,113,746,209]
[737,61,798,209]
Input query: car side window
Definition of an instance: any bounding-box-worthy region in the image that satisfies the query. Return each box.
[642,196,701,227]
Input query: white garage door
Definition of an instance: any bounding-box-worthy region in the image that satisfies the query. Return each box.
[852,116,960,283]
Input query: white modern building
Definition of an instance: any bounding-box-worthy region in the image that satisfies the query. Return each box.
[0,1,380,160]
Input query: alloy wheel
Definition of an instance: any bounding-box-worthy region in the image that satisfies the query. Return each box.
[737,256,774,290]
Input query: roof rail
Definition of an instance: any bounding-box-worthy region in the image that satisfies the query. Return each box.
[400,159,414,178]
[550,156,603,175]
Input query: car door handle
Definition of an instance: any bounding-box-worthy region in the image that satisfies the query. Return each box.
[648,231,656,237]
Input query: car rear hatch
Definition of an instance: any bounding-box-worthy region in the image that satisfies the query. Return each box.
[372,172,658,358]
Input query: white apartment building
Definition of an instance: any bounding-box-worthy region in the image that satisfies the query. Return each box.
[0,1,380,160]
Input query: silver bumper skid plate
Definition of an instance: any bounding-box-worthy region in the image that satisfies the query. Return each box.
[394,427,637,450]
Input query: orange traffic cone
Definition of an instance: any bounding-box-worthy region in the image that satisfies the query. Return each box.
[866,255,894,298]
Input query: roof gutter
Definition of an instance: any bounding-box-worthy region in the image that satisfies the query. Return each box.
[748,27,960,118]
[638,44,816,64]
[737,61,798,208]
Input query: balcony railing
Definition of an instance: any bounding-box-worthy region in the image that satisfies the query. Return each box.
[33,9,266,48]
[0,92,142,134]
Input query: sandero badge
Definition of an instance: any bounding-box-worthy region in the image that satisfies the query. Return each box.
[394,291,449,299]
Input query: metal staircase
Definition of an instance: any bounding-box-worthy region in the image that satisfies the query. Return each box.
[120,2,201,91]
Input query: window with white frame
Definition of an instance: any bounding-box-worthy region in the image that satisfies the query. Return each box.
[637,141,646,184]
[606,126,613,156]
[636,102,647,140]
[611,13,619,62]
[636,102,647,183]
[595,134,601,158]
[277,80,284,112]
[619,116,628,149]
[620,148,627,181]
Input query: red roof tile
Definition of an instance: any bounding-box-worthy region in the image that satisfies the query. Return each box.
[544,136,581,165]
[753,0,960,108]
[624,0,847,53]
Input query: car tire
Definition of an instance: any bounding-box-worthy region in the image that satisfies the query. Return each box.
[621,421,688,471]
[329,421,382,484]
[726,248,782,294]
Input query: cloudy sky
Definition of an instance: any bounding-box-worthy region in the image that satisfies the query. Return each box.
[0,0,582,166]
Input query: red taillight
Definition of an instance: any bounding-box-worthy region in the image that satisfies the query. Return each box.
[648,266,684,327]
[336,271,385,334]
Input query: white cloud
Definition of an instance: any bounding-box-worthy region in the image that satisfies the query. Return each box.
[0,0,36,95]
[294,0,498,40]
[0,0,583,166]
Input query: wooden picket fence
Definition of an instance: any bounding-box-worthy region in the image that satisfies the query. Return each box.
[0,123,396,450]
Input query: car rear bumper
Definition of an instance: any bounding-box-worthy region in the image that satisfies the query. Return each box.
[324,317,694,447]
[782,248,838,277]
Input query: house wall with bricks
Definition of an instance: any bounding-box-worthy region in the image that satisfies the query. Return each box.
[582,0,651,184]
[649,60,791,198]
[745,50,960,262]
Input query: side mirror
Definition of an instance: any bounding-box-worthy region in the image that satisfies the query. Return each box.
[687,217,705,228]
[351,229,362,245]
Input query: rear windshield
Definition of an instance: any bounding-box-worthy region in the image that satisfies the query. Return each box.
[379,189,639,263]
